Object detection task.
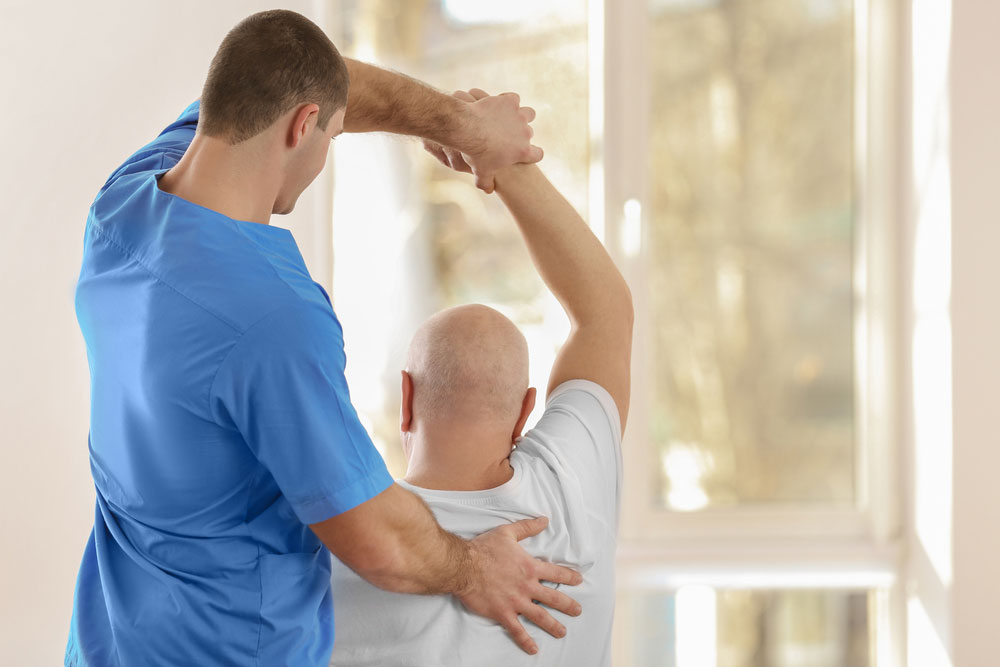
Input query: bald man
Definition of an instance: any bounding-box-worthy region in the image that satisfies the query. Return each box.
[328,129,633,664]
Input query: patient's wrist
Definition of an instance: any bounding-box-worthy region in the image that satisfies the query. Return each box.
[493,163,539,192]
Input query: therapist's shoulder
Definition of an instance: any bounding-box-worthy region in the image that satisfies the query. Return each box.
[223,299,345,366]
[98,101,201,197]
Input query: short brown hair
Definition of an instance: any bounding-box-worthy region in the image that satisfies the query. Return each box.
[199,10,349,144]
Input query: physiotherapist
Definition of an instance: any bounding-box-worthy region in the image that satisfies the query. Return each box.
[65,10,582,667]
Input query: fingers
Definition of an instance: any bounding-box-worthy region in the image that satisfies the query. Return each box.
[524,145,544,164]
[507,516,548,541]
[425,136,473,174]
[536,560,583,587]
[468,87,490,100]
[444,147,473,174]
[519,106,536,123]
[500,615,538,655]
[452,89,477,103]
[474,172,496,194]
[521,602,567,639]
[532,584,583,617]
[499,91,521,107]
[423,140,450,167]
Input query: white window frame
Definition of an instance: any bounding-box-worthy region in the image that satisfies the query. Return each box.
[591,0,904,662]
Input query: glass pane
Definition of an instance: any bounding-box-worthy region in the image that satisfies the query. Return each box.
[623,588,873,666]
[332,1,589,477]
[648,0,856,508]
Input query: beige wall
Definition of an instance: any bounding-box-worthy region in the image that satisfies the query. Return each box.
[950,1,1000,665]
[0,2,330,663]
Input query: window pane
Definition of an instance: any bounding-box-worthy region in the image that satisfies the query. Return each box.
[623,588,873,666]
[647,0,856,508]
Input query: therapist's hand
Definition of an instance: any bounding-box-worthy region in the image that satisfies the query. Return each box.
[455,516,583,655]
[425,88,541,194]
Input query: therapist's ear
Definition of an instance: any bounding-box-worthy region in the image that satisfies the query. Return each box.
[511,387,537,444]
[400,370,415,433]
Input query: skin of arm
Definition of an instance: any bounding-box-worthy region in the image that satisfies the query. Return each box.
[493,163,634,431]
[310,484,582,654]
[341,59,541,193]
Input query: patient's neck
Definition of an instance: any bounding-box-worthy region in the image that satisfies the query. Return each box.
[403,421,515,492]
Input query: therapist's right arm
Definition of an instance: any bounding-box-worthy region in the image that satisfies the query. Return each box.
[309,484,582,655]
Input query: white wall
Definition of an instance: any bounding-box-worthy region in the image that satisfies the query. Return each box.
[0,2,330,664]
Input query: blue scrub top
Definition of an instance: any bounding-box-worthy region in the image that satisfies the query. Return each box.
[65,102,394,667]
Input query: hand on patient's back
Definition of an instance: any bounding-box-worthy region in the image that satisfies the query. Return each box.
[456,516,583,655]
[425,88,542,194]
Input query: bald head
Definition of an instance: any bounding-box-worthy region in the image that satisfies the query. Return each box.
[406,305,529,426]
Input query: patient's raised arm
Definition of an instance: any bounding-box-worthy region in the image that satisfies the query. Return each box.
[427,88,633,429]
[493,164,634,432]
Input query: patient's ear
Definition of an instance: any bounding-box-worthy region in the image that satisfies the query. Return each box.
[512,387,537,443]
[400,370,415,433]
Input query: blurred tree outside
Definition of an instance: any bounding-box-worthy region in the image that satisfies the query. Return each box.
[648,0,855,508]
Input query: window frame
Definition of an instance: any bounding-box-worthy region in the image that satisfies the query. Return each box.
[593,0,904,661]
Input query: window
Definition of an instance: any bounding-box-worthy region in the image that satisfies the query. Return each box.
[647,0,855,510]
[620,588,875,666]
[328,0,900,663]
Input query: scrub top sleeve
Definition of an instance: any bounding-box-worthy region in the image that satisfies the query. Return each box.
[154,100,201,147]
[209,303,394,525]
[101,100,201,191]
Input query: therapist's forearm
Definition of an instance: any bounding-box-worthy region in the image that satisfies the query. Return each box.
[342,59,482,155]
[343,484,474,595]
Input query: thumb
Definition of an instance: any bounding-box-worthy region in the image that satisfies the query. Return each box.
[508,516,548,541]
[524,145,544,164]
[475,172,496,194]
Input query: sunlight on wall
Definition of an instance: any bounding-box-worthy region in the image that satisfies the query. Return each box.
[907,594,952,667]
[676,585,718,667]
[332,133,420,458]
[909,0,953,593]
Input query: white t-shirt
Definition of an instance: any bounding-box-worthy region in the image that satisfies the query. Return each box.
[328,379,623,667]
[331,380,622,667]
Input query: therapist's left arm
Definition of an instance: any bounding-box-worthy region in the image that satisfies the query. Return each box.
[340,58,540,194]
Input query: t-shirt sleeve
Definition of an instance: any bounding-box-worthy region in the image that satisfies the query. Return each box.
[523,379,623,531]
[100,100,201,191]
[209,302,394,525]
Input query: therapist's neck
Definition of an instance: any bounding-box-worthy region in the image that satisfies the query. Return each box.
[158,131,284,225]
[402,420,517,492]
